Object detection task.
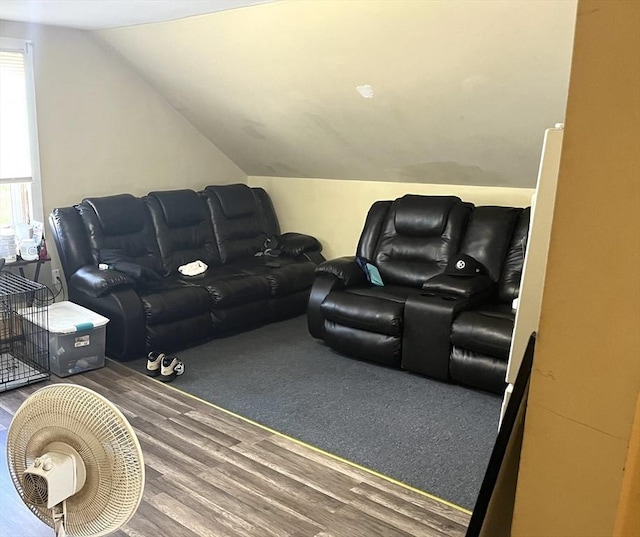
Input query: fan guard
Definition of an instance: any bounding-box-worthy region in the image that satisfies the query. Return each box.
[7,384,145,537]
[23,472,50,505]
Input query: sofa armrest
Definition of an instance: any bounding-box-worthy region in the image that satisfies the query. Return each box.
[68,285,146,361]
[315,256,367,287]
[69,265,134,298]
[307,257,367,339]
[278,232,322,257]
[422,273,496,299]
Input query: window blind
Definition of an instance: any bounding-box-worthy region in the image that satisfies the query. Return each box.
[0,46,32,184]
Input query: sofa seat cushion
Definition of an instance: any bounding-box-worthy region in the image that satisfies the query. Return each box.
[226,257,318,296]
[162,265,273,309]
[323,322,402,367]
[140,282,212,326]
[204,274,272,308]
[320,285,422,336]
[449,346,507,394]
[450,304,515,360]
[263,260,317,295]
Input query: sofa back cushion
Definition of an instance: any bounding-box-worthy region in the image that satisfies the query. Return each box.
[356,200,393,262]
[49,207,94,279]
[370,195,471,288]
[252,187,281,238]
[498,207,531,302]
[145,189,220,275]
[78,194,162,272]
[202,184,280,263]
[457,206,522,282]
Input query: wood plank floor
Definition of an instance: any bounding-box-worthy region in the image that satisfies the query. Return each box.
[0,361,471,537]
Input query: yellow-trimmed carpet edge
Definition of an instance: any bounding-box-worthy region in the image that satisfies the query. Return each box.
[123,360,472,516]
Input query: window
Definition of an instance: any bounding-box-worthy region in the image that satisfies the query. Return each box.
[0,37,43,230]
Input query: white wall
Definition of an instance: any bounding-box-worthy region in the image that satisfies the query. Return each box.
[249,176,534,259]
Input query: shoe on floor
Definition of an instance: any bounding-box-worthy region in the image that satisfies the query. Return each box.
[159,354,185,383]
[146,352,164,377]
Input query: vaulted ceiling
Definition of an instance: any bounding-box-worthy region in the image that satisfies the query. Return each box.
[6,0,578,188]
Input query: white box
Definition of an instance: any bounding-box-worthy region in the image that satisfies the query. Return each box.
[27,301,110,377]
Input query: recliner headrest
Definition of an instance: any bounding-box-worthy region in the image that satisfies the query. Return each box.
[206,184,256,218]
[394,195,461,237]
[83,194,144,236]
[148,189,205,228]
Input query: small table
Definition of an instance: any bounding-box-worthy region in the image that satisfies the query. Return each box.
[5,257,51,283]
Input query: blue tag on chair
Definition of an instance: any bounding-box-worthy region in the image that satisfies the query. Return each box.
[365,263,384,286]
[356,257,384,287]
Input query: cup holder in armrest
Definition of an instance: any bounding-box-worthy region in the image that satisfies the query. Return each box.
[420,292,458,301]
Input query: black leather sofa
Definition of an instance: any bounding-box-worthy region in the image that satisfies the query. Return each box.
[49,184,324,361]
[307,194,530,394]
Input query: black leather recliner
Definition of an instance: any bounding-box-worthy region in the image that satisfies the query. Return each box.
[49,184,324,361]
[449,208,530,393]
[308,195,472,367]
[307,194,530,394]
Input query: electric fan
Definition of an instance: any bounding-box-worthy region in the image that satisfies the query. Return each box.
[6,384,145,537]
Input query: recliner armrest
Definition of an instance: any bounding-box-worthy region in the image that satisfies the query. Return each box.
[70,265,134,298]
[315,256,367,287]
[278,232,322,257]
[308,257,366,339]
[422,273,496,299]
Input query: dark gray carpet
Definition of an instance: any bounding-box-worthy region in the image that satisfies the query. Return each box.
[127,315,501,509]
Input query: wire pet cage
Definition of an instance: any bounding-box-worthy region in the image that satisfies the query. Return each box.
[0,271,49,392]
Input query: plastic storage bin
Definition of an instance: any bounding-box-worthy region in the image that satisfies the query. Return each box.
[27,301,109,377]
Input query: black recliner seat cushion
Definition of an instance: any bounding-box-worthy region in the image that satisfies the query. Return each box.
[450,304,516,360]
[320,286,425,366]
[263,260,318,295]
[323,322,403,366]
[203,273,273,308]
[321,285,424,336]
[449,346,508,396]
[139,281,213,353]
[140,281,212,326]
[162,262,271,309]
[231,256,318,296]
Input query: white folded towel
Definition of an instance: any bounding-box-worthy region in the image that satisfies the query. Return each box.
[178,260,208,276]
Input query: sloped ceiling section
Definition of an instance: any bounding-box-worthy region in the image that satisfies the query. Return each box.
[96,0,577,187]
